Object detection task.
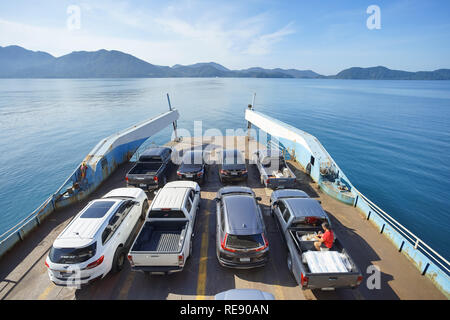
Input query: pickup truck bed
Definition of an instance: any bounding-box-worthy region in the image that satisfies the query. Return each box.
[128,162,161,175]
[131,220,187,253]
[289,229,361,289]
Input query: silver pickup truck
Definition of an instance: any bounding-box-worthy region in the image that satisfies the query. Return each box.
[253,150,296,189]
[271,189,363,290]
[127,181,200,274]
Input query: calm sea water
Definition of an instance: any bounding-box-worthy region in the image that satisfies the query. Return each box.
[0,78,449,259]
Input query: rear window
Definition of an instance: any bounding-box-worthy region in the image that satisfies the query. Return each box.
[290,217,328,229]
[148,210,185,218]
[226,234,264,249]
[49,242,97,264]
[80,201,115,219]
[139,156,162,162]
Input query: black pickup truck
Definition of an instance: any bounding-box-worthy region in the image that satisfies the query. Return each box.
[126,147,173,191]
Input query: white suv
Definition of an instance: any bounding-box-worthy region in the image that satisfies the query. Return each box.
[45,187,148,287]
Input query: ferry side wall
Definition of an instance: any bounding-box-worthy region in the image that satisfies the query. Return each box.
[247,109,449,298]
[0,110,179,260]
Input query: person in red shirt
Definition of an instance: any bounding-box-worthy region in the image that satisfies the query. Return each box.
[314,222,334,251]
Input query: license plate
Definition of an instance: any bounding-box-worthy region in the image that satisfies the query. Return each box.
[59,271,75,277]
[186,174,193,178]
[139,184,147,187]
[321,287,335,291]
[240,258,250,262]
[231,172,238,176]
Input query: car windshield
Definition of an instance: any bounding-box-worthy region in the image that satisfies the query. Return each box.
[148,210,185,218]
[49,242,97,264]
[80,201,115,219]
[226,234,264,249]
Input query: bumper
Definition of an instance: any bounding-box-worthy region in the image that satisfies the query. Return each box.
[220,174,248,182]
[127,182,159,190]
[217,249,268,269]
[131,265,184,274]
[48,270,104,287]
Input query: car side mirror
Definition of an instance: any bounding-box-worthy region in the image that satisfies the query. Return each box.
[255,197,262,201]
[272,201,278,208]
[214,197,220,202]
[134,201,140,206]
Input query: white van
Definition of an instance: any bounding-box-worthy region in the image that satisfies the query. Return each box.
[45,188,148,286]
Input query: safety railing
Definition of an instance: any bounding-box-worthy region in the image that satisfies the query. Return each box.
[353,188,450,275]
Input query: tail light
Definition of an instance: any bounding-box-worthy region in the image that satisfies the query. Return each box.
[301,272,309,288]
[221,233,236,252]
[356,275,363,286]
[178,254,184,266]
[265,179,269,185]
[220,169,227,175]
[241,170,248,174]
[45,260,49,268]
[177,171,181,176]
[84,255,104,270]
[153,176,158,182]
[254,233,269,252]
[125,176,128,181]
[127,255,134,266]
[197,171,203,177]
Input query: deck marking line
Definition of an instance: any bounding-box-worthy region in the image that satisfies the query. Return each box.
[37,284,54,300]
[118,271,136,300]
[196,206,210,300]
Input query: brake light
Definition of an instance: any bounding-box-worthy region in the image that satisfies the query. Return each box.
[220,169,227,175]
[221,233,236,252]
[45,260,49,268]
[84,255,104,270]
[125,176,128,181]
[301,272,309,287]
[153,176,158,182]
[197,171,203,177]
[177,171,181,176]
[178,254,184,266]
[356,275,363,286]
[241,170,247,174]
[265,179,269,185]
[127,255,134,266]
[254,233,269,252]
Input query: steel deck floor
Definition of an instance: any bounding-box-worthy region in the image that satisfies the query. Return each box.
[0,136,446,300]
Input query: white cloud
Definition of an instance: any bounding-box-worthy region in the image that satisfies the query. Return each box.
[0,3,296,69]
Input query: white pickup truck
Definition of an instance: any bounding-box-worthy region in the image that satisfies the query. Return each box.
[253,149,296,189]
[127,181,200,274]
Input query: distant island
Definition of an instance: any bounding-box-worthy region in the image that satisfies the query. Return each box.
[1,45,449,80]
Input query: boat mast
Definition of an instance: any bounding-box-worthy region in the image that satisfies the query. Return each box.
[167,93,179,141]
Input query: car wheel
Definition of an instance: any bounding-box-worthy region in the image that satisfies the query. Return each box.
[111,247,126,273]
[188,239,193,258]
[287,253,294,276]
[141,203,147,220]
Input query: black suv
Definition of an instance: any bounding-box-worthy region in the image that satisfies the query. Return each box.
[214,186,269,268]
[176,150,206,184]
[218,149,248,183]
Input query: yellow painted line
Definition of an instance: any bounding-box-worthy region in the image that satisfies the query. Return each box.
[196,210,210,300]
[117,271,136,300]
[37,284,54,300]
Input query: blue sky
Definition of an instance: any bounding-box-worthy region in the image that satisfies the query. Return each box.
[0,0,449,74]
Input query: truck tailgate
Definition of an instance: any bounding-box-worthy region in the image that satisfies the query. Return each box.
[306,273,360,289]
[130,220,188,267]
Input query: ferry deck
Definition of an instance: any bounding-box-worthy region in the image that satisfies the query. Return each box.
[0,135,446,300]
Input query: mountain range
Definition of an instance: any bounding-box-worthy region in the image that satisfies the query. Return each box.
[1,45,449,80]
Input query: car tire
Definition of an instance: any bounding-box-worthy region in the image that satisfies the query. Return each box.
[188,239,193,258]
[287,253,294,277]
[111,247,126,273]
